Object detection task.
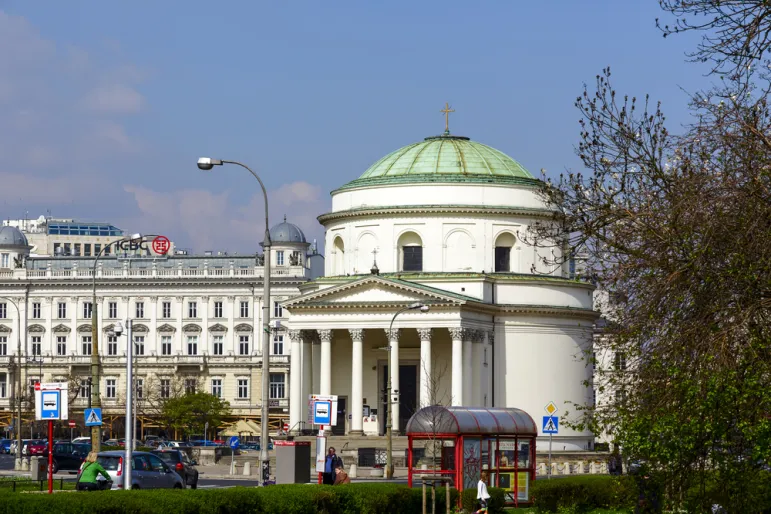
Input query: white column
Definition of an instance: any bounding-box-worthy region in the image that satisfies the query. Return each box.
[44,299,53,357]
[318,329,332,396]
[472,330,483,406]
[462,329,473,406]
[388,329,400,433]
[200,296,209,354]
[227,296,236,356]
[450,327,463,406]
[349,329,364,435]
[176,296,184,355]
[301,333,312,430]
[418,328,433,408]
[70,296,78,355]
[149,297,158,355]
[312,338,321,395]
[288,329,302,434]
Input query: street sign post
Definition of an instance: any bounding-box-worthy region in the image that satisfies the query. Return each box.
[228,436,240,474]
[84,408,103,427]
[34,382,68,494]
[543,402,559,480]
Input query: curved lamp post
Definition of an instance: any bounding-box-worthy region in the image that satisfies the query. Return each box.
[197,157,272,485]
[0,296,23,470]
[386,302,429,480]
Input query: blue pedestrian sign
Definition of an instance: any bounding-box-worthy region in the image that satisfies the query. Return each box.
[41,391,60,420]
[543,416,559,434]
[312,400,333,425]
[228,436,240,450]
[84,408,103,427]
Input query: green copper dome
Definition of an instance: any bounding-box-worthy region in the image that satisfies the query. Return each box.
[336,134,537,192]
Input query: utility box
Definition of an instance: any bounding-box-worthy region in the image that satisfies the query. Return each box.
[275,440,311,484]
[30,456,47,481]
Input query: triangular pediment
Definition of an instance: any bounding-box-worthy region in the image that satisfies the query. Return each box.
[157,323,176,333]
[209,323,228,333]
[53,324,71,333]
[284,276,472,309]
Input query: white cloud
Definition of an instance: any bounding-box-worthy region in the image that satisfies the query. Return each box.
[83,84,144,114]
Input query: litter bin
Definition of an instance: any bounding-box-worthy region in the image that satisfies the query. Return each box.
[275,441,311,484]
[30,456,47,481]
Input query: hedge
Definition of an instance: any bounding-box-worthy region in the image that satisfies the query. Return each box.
[530,476,639,513]
[0,483,460,514]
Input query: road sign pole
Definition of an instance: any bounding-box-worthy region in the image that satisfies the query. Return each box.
[548,433,552,480]
[48,419,53,494]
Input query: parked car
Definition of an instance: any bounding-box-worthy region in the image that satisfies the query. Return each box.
[158,441,192,449]
[49,442,90,473]
[10,439,30,456]
[0,439,11,454]
[239,443,260,453]
[80,451,184,490]
[151,449,199,489]
[71,437,91,445]
[255,437,274,451]
[26,440,48,456]
[189,439,218,447]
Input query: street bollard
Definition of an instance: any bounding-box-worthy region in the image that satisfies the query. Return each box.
[243,462,251,476]
[349,463,357,478]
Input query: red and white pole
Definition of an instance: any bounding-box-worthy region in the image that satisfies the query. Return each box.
[47,419,53,494]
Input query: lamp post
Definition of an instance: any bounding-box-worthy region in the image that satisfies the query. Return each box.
[1,296,24,471]
[90,234,144,452]
[197,157,272,485]
[385,302,429,480]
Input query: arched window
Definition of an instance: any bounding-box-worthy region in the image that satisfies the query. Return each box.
[494,232,516,272]
[356,233,378,274]
[333,236,345,275]
[445,230,474,271]
[398,231,423,272]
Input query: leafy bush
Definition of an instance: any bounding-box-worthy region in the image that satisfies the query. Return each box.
[0,483,459,514]
[531,476,638,513]
[459,487,506,513]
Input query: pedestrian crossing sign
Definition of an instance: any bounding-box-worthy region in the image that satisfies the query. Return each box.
[542,416,559,434]
[85,408,103,427]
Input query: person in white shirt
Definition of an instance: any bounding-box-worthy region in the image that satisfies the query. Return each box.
[475,471,491,513]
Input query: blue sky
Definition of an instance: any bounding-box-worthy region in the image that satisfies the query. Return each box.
[0,1,708,253]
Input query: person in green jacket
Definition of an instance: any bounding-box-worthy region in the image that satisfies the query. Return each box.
[77,452,111,491]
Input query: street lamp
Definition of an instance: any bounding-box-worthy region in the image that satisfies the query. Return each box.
[197,157,273,485]
[386,302,429,480]
[1,296,24,471]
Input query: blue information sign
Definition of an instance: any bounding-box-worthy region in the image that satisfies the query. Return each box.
[542,416,559,434]
[312,400,332,425]
[41,391,60,420]
[85,408,103,427]
[229,436,240,450]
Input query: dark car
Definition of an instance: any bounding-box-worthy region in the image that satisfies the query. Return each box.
[49,442,90,473]
[0,439,11,454]
[151,449,198,489]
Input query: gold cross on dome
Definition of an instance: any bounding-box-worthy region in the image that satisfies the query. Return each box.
[440,102,455,133]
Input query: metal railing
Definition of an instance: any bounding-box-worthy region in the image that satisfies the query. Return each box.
[0,266,308,280]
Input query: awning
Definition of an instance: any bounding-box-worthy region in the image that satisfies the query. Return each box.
[406,406,537,436]
[218,419,262,436]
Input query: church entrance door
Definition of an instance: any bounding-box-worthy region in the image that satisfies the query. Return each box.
[381,363,419,434]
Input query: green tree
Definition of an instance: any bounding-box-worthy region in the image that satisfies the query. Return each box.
[161,392,231,439]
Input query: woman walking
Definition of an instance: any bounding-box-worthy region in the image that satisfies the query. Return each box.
[474,471,491,514]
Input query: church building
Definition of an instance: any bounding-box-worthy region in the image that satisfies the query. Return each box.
[285,124,598,451]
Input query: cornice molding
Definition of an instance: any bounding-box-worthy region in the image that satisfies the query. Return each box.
[318,204,554,224]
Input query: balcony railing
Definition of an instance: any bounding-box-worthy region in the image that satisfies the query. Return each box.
[0,266,308,281]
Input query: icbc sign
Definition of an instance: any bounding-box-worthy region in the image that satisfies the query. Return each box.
[115,235,171,255]
[152,236,171,255]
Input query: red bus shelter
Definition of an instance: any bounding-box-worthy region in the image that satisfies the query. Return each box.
[406,406,537,506]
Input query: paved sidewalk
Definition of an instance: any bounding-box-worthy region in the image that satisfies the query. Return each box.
[197,463,409,481]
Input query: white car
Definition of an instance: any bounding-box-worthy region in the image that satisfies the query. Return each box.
[72,437,91,445]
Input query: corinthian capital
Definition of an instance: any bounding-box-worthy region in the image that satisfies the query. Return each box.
[449,327,463,340]
[348,329,364,342]
[317,329,332,343]
[417,328,432,341]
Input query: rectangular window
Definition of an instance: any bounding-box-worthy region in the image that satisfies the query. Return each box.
[187,336,198,356]
[239,335,249,356]
[237,378,248,399]
[64,243,71,255]
[495,246,511,272]
[84,243,91,257]
[214,301,223,318]
[614,353,627,371]
[74,243,81,256]
[32,302,41,319]
[0,303,6,319]
[161,336,172,356]
[162,302,171,319]
[108,302,117,319]
[188,302,197,318]
[80,380,91,400]
[53,243,61,255]
[276,250,284,266]
[57,302,67,319]
[56,336,67,356]
[81,336,92,356]
[185,378,197,395]
[0,336,6,356]
[211,379,222,398]
[83,302,92,319]
[273,335,284,355]
[94,244,101,255]
[31,336,41,357]
[107,336,118,356]
[0,376,5,397]
[402,246,423,271]
[135,378,144,400]
[106,379,116,399]
[212,335,223,356]
[274,301,283,318]
[269,374,285,399]
[134,336,145,356]
[1,253,10,268]
[135,302,144,319]
[160,379,170,399]
[240,301,249,318]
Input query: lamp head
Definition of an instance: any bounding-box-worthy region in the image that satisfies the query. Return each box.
[129,233,142,241]
[420,305,430,313]
[112,322,124,336]
[197,157,223,171]
[408,302,429,312]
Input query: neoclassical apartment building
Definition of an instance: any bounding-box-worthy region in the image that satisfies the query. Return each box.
[0,221,320,436]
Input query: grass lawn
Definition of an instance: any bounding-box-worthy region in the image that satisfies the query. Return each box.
[0,476,76,492]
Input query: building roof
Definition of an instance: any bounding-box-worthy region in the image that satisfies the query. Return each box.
[336,134,538,192]
[406,406,538,436]
[269,216,307,244]
[0,226,29,247]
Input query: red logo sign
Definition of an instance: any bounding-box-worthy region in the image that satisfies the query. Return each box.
[68,420,76,428]
[152,236,171,255]
[34,383,40,391]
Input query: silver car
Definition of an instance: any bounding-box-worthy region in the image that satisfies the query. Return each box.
[80,451,184,490]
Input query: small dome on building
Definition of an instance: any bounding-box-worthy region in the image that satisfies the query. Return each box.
[0,226,29,247]
[269,216,307,244]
